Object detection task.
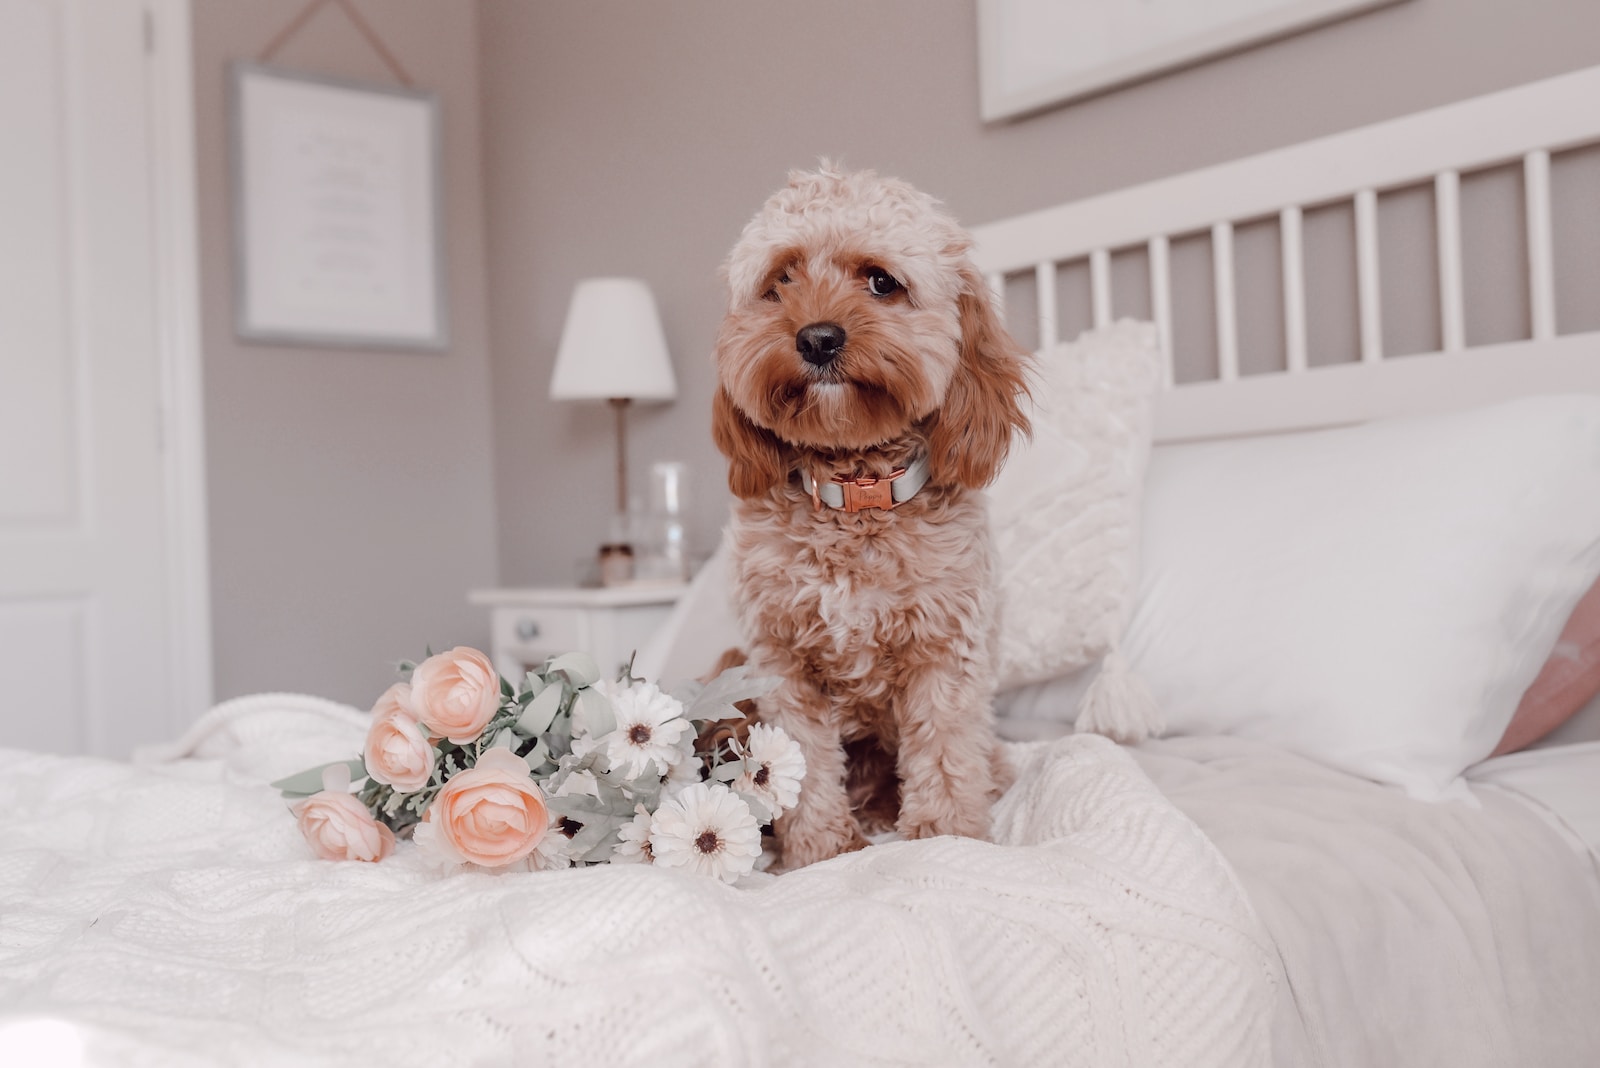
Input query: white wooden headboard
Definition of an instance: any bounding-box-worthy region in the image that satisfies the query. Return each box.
[970,65,1600,442]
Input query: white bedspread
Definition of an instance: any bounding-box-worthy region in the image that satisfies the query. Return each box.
[0,698,1276,1068]
[1134,735,1600,1068]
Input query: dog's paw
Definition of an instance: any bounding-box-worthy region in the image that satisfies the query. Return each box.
[896,804,992,843]
[775,822,870,870]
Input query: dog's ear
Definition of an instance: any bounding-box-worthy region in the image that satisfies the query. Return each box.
[923,266,1031,489]
[712,386,789,498]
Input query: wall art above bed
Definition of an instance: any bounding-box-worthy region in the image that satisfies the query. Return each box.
[230,63,447,350]
[976,0,1410,120]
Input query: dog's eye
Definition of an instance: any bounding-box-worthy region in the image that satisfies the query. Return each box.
[762,272,792,303]
[865,268,901,298]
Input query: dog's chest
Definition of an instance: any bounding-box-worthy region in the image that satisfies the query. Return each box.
[731,498,994,673]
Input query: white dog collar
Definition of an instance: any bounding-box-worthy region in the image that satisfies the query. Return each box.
[798,457,931,513]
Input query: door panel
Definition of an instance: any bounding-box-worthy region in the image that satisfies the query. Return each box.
[0,0,178,757]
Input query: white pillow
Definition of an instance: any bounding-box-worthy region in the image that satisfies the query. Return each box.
[1122,394,1600,800]
[990,322,1162,716]
[632,543,741,689]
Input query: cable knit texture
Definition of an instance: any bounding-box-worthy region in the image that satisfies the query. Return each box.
[0,695,1274,1067]
[990,321,1163,693]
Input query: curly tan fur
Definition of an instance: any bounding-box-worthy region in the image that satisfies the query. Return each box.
[713,164,1030,868]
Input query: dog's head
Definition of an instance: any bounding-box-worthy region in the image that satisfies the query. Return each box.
[712,163,1030,499]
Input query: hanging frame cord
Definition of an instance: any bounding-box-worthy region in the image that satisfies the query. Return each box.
[258,0,415,88]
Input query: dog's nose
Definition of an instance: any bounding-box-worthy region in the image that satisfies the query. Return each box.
[796,322,847,366]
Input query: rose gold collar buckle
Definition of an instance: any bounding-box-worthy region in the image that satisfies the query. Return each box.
[834,469,904,513]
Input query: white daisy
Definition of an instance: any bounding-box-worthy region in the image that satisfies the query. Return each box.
[663,733,704,791]
[649,782,762,884]
[527,814,575,871]
[612,805,655,864]
[734,723,806,816]
[587,680,691,780]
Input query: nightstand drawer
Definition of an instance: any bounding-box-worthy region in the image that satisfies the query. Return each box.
[491,606,585,660]
[471,585,687,686]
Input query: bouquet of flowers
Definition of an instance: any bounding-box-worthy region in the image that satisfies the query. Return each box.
[274,646,803,883]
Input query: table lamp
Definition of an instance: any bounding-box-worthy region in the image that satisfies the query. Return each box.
[549,278,677,581]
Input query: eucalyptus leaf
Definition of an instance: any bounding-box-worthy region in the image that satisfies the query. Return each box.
[711,761,745,783]
[734,789,774,824]
[664,680,706,719]
[545,793,611,819]
[570,687,616,738]
[521,673,547,700]
[271,759,365,797]
[579,838,619,865]
[522,739,550,772]
[515,684,564,737]
[548,651,602,689]
[490,727,516,750]
[682,664,779,723]
[565,812,624,856]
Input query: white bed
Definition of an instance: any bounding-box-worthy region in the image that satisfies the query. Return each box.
[969,60,1600,1066]
[4,67,1600,1067]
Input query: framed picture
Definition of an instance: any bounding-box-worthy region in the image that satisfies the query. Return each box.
[977,0,1410,121]
[230,62,448,349]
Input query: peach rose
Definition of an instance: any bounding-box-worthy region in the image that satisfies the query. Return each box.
[363,683,435,792]
[294,790,395,863]
[409,647,501,744]
[424,748,549,868]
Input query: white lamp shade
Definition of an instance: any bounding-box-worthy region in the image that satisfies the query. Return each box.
[549,278,677,402]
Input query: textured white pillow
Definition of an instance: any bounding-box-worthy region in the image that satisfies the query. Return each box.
[632,542,741,689]
[1123,394,1600,800]
[990,321,1163,729]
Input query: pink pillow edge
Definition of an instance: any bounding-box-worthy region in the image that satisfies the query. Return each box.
[1492,576,1600,756]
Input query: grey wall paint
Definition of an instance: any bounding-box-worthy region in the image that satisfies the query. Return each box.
[193,0,498,706]
[478,0,1600,588]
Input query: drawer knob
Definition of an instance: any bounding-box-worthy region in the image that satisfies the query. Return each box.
[515,618,542,641]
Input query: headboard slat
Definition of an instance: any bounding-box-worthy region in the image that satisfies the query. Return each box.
[985,271,1005,314]
[1034,260,1057,351]
[1148,236,1175,388]
[1090,249,1112,330]
[1525,149,1558,341]
[1280,206,1308,374]
[1435,170,1466,353]
[1211,222,1240,381]
[1354,189,1383,364]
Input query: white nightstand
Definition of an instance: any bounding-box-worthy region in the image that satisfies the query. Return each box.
[468,585,687,683]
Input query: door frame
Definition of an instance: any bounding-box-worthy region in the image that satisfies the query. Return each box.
[146,0,213,733]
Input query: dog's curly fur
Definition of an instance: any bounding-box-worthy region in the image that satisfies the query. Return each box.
[712,163,1031,868]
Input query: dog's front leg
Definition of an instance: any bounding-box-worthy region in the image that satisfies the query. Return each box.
[893,662,999,842]
[762,678,870,869]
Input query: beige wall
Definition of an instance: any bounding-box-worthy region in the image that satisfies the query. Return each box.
[192,0,497,706]
[479,0,1600,587]
[187,1,1600,705]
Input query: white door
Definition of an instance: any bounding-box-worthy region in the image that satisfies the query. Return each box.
[0,0,208,758]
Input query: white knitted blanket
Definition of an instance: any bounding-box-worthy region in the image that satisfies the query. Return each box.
[0,697,1275,1067]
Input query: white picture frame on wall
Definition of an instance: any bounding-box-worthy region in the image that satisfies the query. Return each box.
[230,62,448,349]
[977,0,1410,121]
